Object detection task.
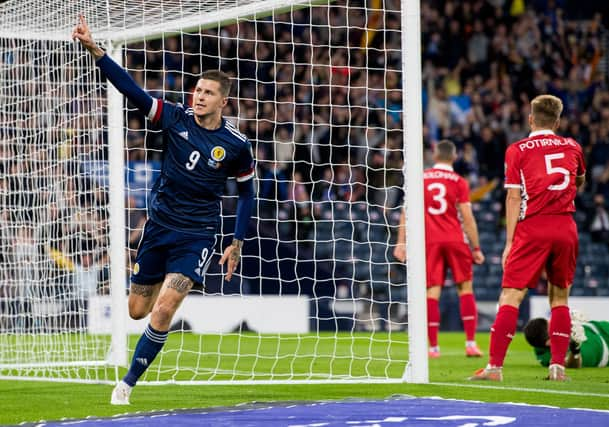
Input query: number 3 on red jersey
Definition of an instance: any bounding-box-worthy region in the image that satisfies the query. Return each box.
[427,182,447,215]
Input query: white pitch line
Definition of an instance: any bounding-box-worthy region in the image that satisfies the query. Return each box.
[432,381,609,399]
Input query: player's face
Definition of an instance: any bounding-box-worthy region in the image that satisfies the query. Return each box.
[192,79,227,117]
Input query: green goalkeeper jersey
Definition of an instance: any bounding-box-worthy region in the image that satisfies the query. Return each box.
[533,321,609,368]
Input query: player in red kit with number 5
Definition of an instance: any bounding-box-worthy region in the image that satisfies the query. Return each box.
[395,140,485,358]
[470,94,586,382]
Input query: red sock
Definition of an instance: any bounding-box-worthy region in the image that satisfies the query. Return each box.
[549,305,571,366]
[459,293,478,341]
[427,298,440,347]
[489,305,519,367]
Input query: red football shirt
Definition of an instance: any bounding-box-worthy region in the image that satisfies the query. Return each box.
[424,164,470,244]
[504,130,586,220]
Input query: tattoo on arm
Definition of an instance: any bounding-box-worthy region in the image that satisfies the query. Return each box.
[130,284,155,297]
[166,274,194,294]
[230,247,241,265]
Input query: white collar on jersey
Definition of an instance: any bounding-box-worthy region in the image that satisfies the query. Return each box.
[433,163,454,171]
[529,129,555,137]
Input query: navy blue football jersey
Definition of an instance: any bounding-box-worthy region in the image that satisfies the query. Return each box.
[146,98,255,235]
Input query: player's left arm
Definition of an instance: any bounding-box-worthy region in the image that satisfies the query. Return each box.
[576,175,586,189]
[575,145,586,189]
[458,202,484,265]
[457,178,484,264]
[219,143,256,281]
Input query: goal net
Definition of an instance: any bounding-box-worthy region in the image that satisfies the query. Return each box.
[0,0,427,384]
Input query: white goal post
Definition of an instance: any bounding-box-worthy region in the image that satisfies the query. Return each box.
[0,0,427,384]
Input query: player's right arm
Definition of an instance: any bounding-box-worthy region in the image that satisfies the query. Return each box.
[502,146,521,268]
[393,208,407,263]
[503,187,520,268]
[566,341,583,368]
[72,15,156,119]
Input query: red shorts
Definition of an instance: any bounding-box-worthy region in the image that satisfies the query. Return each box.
[502,214,578,289]
[426,241,473,287]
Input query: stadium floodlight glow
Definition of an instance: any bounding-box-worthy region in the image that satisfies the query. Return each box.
[0,0,427,385]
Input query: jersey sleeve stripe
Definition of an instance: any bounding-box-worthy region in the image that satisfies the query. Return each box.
[236,169,255,182]
[225,121,247,142]
[148,98,163,122]
[504,183,520,188]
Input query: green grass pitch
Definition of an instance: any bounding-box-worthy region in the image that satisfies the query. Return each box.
[1,331,608,425]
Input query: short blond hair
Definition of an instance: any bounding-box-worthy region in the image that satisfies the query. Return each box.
[434,140,456,162]
[531,94,563,128]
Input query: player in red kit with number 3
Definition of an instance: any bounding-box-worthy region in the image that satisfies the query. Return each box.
[470,94,586,382]
[395,140,485,358]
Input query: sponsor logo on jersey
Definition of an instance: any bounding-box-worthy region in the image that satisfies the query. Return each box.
[133,262,140,275]
[179,131,189,140]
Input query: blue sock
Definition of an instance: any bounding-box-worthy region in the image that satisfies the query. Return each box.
[123,324,168,387]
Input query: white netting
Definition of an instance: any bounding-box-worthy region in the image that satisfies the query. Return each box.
[1,0,417,384]
[0,36,113,378]
[0,0,312,42]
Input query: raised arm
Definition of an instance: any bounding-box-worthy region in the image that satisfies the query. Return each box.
[72,15,155,118]
[71,15,105,59]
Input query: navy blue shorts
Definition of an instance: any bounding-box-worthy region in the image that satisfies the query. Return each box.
[131,219,216,286]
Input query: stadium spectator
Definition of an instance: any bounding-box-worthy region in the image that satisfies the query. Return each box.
[524,311,609,369]
[475,126,506,181]
[470,94,586,382]
[588,194,609,245]
[453,142,480,186]
[5,226,38,331]
[114,2,609,248]
[289,171,313,241]
[354,202,406,332]
[67,235,104,329]
[73,15,256,405]
[258,160,290,217]
[394,140,485,358]
[592,163,609,204]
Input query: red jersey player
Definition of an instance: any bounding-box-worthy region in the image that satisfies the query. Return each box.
[470,94,586,382]
[395,140,485,358]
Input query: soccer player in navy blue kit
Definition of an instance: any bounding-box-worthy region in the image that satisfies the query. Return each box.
[73,16,255,404]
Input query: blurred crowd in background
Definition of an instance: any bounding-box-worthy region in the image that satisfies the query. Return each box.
[1,0,608,331]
